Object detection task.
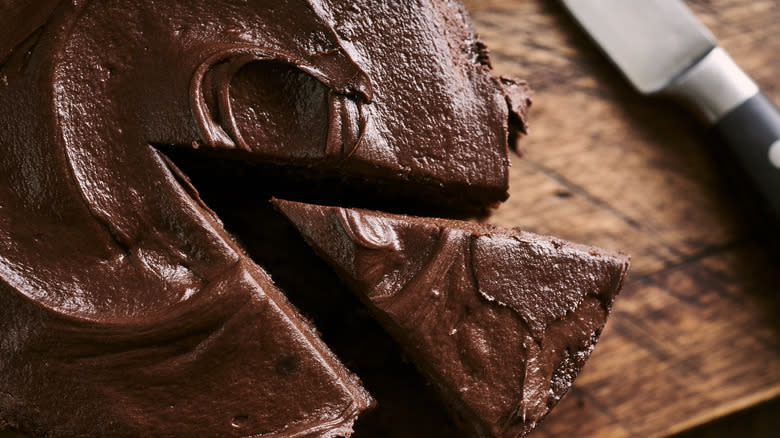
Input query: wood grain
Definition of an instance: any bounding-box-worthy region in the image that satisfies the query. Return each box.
[464,0,780,436]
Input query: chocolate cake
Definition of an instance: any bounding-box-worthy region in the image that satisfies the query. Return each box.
[0,0,626,437]
[274,200,630,438]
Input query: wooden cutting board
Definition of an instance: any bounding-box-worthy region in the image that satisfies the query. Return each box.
[463,0,780,436]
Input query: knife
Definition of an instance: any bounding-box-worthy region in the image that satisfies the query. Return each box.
[561,0,780,225]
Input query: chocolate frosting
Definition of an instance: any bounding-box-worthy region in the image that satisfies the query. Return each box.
[275,200,630,438]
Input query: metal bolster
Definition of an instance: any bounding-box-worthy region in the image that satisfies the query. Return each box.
[663,47,759,124]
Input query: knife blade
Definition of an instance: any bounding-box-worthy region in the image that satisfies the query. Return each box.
[562,0,780,228]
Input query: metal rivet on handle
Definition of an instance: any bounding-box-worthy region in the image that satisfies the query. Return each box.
[770,139,780,169]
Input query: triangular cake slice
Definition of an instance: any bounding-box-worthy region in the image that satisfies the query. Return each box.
[274,199,630,438]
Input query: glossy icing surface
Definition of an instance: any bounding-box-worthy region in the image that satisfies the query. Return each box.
[275,200,630,438]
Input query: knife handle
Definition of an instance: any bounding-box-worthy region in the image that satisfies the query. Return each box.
[711,92,780,224]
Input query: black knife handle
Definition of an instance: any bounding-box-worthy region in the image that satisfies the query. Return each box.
[712,92,780,224]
